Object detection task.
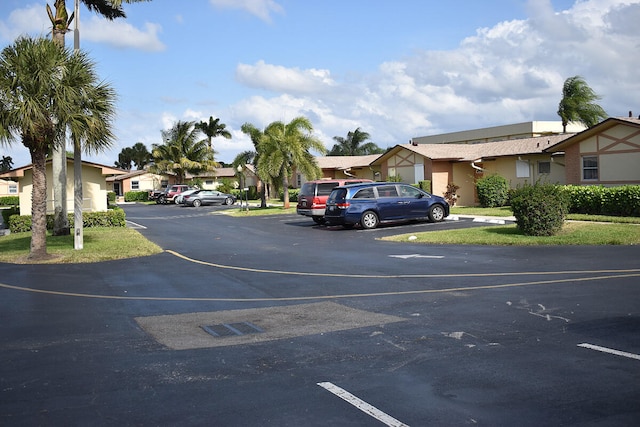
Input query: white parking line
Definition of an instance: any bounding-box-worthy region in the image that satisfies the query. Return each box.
[578,343,640,361]
[125,220,147,229]
[317,382,409,427]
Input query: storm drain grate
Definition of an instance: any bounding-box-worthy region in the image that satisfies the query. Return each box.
[201,322,264,338]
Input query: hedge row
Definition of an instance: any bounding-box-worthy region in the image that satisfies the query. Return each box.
[124,191,149,202]
[563,185,640,216]
[0,196,19,206]
[8,208,125,233]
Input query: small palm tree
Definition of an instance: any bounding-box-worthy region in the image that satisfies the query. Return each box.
[329,127,384,156]
[151,121,217,183]
[236,123,270,208]
[557,76,608,133]
[256,117,326,209]
[195,116,232,152]
[0,36,116,260]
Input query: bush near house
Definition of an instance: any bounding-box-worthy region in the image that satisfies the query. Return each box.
[124,191,149,202]
[564,185,640,217]
[279,188,299,203]
[476,174,509,208]
[510,183,569,236]
[418,180,432,193]
[8,208,125,233]
[0,196,19,206]
[107,191,116,204]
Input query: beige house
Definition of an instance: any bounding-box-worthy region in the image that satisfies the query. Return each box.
[545,117,640,186]
[0,159,125,216]
[107,169,168,197]
[0,179,18,198]
[368,134,570,205]
[294,155,381,187]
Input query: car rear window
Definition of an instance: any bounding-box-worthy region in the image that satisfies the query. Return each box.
[328,188,347,202]
[299,183,315,196]
[317,182,339,196]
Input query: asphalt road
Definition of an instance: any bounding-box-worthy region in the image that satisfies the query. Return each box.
[1,203,639,426]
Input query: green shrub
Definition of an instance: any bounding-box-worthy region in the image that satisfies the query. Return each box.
[107,191,116,204]
[563,185,640,216]
[418,180,432,193]
[280,188,299,202]
[9,209,125,233]
[476,174,509,208]
[2,207,19,229]
[510,183,569,236]
[124,191,149,202]
[0,196,19,206]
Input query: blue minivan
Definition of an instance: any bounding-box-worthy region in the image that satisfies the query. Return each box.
[324,182,449,229]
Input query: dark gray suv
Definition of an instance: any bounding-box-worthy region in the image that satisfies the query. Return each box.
[324,182,449,229]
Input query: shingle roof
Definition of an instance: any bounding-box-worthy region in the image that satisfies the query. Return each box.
[395,133,574,162]
[315,155,381,169]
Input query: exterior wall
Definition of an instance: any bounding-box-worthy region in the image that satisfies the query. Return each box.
[450,162,477,206]
[0,179,18,197]
[481,154,565,188]
[431,162,452,199]
[384,151,422,183]
[572,123,640,185]
[18,161,109,216]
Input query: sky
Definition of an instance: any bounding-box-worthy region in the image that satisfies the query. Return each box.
[1,0,639,169]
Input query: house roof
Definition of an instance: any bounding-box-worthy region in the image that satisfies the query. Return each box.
[315,155,381,170]
[372,133,574,165]
[0,158,127,179]
[106,169,151,182]
[545,117,640,153]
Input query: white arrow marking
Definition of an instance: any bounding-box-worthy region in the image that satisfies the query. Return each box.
[390,254,444,259]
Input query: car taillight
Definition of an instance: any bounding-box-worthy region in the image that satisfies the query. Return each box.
[336,202,350,209]
[311,197,322,207]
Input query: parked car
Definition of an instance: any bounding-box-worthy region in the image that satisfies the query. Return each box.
[174,189,199,204]
[154,184,194,204]
[296,178,373,224]
[183,190,236,207]
[324,182,449,229]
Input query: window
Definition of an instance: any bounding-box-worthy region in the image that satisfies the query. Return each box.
[582,156,598,180]
[400,185,422,198]
[317,182,339,196]
[8,184,17,194]
[516,160,530,178]
[353,188,375,199]
[538,161,551,174]
[131,180,139,190]
[376,185,399,198]
[161,180,169,189]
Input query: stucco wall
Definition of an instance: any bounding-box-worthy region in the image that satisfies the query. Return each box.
[18,161,108,216]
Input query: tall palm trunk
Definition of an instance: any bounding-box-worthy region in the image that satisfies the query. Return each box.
[29,148,49,259]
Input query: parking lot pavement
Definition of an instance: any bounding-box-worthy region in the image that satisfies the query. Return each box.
[1,204,639,426]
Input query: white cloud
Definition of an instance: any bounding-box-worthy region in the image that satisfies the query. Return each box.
[208,0,284,23]
[0,4,50,41]
[82,16,165,51]
[236,60,335,94]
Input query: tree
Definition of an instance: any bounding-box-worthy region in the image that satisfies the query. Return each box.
[115,142,151,170]
[0,156,13,172]
[557,76,608,133]
[256,117,326,209]
[195,116,232,152]
[329,127,384,156]
[46,0,151,237]
[150,121,218,183]
[237,123,269,208]
[0,36,116,259]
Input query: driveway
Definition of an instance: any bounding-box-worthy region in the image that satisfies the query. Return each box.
[1,203,639,426]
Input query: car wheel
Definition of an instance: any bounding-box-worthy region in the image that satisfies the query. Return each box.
[429,204,445,222]
[158,195,166,204]
[312,216,326,225]
[192,199,202,207]
[175,197,181,204]
[360,211,379,229]
[224,197,233,205]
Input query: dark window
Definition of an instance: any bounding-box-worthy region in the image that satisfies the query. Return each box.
[317,182,339,196]
[538,161,551,174]
[376,185,399,198]
[582,156,598,180]
[353,188,375,199]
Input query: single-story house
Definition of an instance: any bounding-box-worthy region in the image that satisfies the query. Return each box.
[370,134,572,205]
[294,155,381,186]
[545,117,640,186]
[0,178,18,198]
[0,158,126,216]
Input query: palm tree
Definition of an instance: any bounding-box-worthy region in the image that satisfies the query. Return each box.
[0,36,116,260]
[558,76,608,133]
[329,127,384,156]
[236,123,270,208]
[151,121,217,184]
[256,117,326,209]
[195,116,232,152]
[47,0,151,237]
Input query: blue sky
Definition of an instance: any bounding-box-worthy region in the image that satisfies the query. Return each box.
[1,0,639,168]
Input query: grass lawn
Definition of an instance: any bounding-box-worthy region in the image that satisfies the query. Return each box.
[381,221,640,245]
[0,227,163,264]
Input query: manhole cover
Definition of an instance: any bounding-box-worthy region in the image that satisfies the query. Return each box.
[201,322,264,338]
